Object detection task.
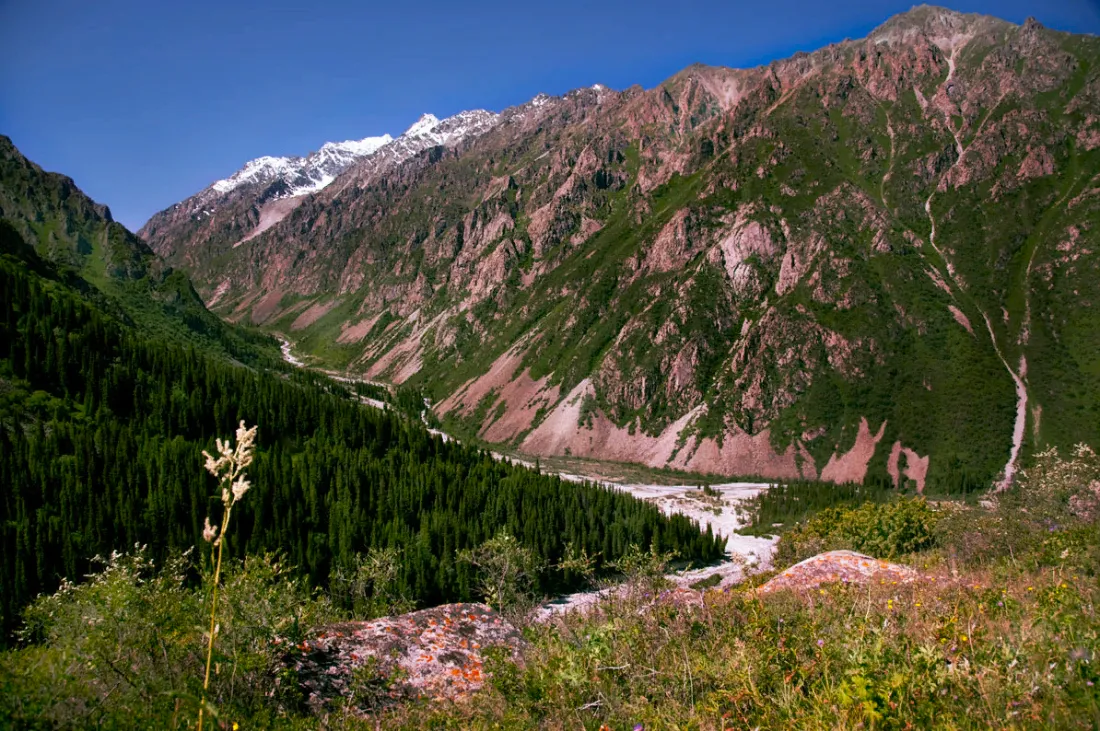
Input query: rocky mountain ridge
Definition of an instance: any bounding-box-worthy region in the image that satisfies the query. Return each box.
[142,6,1100,491]
[139,108,503,260]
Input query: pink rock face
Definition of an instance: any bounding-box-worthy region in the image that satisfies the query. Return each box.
[643,209,694,273]
[291,299,340,331]
[1017,145,1055,180]
[819,418,887,484]
[519,379,817,479]
[286,603,524,713]
[948,305,974,335]
[755,550,919,595]
[887,440,930,493]
[717,213,779,291]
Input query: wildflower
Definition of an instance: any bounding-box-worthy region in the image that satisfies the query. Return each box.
[202,449,229,477]
[202,517,218,543]
[198,422,258,731]
[231,476,250,503]
[960,635,968,642]
[634,725,644,731]
[817,639,825,647]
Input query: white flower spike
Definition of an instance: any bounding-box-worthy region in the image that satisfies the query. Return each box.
[202,516,218,543]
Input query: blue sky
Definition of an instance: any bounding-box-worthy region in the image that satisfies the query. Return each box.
[2,0,1099,230]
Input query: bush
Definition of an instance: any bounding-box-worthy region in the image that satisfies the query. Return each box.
[330,547,414,619]
[935,445,1100,571]
[775,498,940,566]
[0,548,336,730]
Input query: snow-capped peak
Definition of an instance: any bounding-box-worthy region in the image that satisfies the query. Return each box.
[201,110,500,206]
[404,114,441,137]
[206,132,396,199]
[385,110,500,151]
[211,156,296,193]
[334,109,500,191]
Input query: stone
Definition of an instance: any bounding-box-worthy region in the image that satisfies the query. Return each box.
[755,550,919,595]
[284,602,524,713]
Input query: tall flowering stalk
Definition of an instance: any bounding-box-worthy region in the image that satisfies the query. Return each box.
[197,421,257,731]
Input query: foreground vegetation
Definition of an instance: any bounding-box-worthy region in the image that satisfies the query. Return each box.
[2,443,1098,728]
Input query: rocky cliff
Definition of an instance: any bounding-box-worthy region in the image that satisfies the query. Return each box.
[141,7,1100,491]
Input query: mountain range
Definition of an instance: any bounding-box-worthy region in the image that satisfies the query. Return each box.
[137,5,1100,492]
[140,110,502,259]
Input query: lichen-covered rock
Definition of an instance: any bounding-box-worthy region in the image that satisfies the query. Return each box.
[756,550,919,595]
[285,603,524,712]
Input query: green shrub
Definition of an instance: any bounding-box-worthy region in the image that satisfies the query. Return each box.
[0,549,335,730]
[935,445,1100,571]
[741,478,895,535]
[775,498,941,566]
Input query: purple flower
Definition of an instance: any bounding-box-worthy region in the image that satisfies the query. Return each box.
[817,639,825,647]
[634,725,645,731]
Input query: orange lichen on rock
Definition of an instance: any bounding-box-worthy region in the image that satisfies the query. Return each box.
[285,603,524,714]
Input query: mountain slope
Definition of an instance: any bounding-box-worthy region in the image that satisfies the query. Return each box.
[0,135,277,361]
[144,7,1100,491]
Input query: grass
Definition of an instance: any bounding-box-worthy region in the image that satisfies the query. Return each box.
[383,565,1098,729]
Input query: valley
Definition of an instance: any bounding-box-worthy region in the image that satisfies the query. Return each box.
[3,4,1100,728]
[277,332,779,597]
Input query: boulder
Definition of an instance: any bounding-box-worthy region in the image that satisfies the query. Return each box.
[755,550,919,595]
[285,602,524,712]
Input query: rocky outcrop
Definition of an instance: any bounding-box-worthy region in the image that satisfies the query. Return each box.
[755,551,920,595]
[285,603,524,713]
